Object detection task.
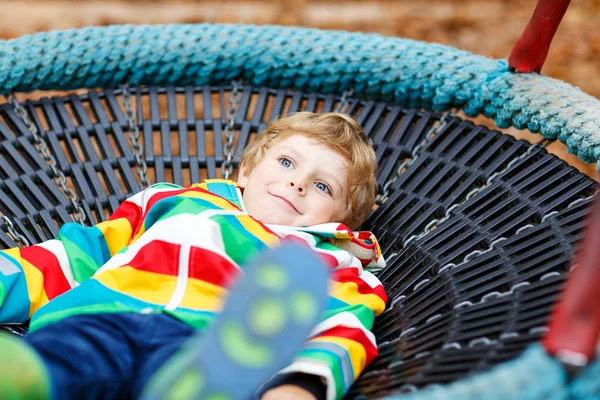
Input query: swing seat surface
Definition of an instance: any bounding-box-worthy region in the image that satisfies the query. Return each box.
[1,24,600,399]
[0,84,595,398]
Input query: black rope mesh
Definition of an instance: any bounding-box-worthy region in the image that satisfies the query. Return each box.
[0,85,596,397]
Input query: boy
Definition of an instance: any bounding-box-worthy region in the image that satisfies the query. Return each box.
[0,112,388,400]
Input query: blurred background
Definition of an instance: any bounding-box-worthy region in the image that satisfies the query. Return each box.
[1,0,599,177]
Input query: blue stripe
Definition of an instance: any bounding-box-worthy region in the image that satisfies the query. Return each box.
[30,278,218,331]
[301,343,354,389]
[59,223,110,267]
[205,181,243,209]
[323,296,350,318]
[143,196,226,230]
[0,252,31,323]
[31,278,158,323]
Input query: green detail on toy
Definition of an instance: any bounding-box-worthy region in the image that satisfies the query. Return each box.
[0,333,51,400]
[165,369,204,400]
[205,392,232,400]
[221,321,272,368]
[249,297,286,336]
[256,264,288,291]
[291,291,320,325]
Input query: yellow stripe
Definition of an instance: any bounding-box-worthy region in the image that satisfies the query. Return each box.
[96,217,133,256]
[236,215,281,246]
[94,266,176,304]
[131,223,147,243]
[181,190,240,210]
[331,281,386,316]
[308,335,366,379]
[191,179,235,187]
[333,231,351,239]
[5,248,49,318]
[179,277,227,311]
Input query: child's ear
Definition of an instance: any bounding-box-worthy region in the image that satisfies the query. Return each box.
[237,163,249,188]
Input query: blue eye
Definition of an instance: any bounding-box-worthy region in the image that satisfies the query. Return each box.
[279,158,293,168]
[315,182,330,194]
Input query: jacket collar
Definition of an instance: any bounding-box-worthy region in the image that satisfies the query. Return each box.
[202,179,385,270]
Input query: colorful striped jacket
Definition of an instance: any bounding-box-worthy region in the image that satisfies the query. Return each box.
[0,179,387,400]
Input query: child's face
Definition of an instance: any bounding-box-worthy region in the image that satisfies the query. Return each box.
[237,135,349,227]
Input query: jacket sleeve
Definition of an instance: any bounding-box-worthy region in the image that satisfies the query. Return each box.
[0,184,159,323]
[268,239,388,400]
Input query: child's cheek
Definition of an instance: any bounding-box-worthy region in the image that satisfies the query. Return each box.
[314,200,337,222]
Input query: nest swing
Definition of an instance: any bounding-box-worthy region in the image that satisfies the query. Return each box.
[1,2,599,399]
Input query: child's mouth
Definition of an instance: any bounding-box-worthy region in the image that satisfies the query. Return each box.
[269,193,301,214]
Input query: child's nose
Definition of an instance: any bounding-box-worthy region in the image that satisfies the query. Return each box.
[288,179,305,194]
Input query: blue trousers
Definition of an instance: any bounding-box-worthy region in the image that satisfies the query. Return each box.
[24,312,195,400]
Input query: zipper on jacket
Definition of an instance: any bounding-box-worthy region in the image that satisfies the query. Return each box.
[164,244,190,311]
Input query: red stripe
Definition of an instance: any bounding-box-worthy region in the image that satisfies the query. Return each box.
[109,199,141,224]
[189,247,241,288]
[350,239,371,250]
[125,240,241,289]
[20,246,71,300]
[108,200,142,237]
[332,268,388,301]
[316,326,378,365]
[126,240,180,277]
[335,224,351,235]
[282,236,339,269]
[319,252,341,270]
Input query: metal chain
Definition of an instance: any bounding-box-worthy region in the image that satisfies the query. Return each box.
[3,93,87,226]
[401,137,554,249]
[221,80,242,180]
[335,88,355,114]
[377,109,457,205]
[119,84,150,189]
[0,215,30,247]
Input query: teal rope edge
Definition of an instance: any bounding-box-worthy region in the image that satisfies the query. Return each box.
[383,344,600,400]
[1,24,599,169]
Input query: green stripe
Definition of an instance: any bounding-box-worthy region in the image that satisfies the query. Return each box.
[0,282,6,308]
[143,197,225,230]
[296,350,345,397]
[316,240,341,252]
[31,304,218,333]
[153,183,183,190]
[212,214,265,266]
[116,245,129,255]
[58,235,101,284]
[322,304,375,331]
[164,309,216,331]
[29,303,140,332]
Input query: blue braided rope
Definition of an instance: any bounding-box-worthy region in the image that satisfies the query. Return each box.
[383,344,600,400]
[569,353,600,400]
[1,24,599,168]
[1,24,599,398]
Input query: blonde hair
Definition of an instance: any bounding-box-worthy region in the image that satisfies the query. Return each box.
[240,112,378,229]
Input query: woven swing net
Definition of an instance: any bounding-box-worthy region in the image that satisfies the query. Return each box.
[0,24,599,399]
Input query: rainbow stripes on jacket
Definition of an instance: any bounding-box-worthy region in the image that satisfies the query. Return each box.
[0,179,387,400]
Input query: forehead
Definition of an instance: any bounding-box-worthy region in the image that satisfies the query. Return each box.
[271,135,347,165]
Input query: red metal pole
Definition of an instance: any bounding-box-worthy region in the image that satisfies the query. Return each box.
[543,192,600,370]
[508,0,571,73]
